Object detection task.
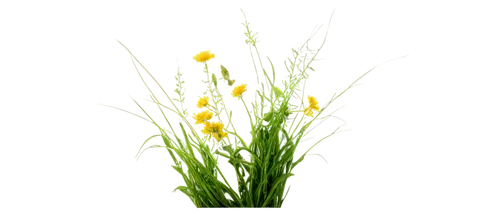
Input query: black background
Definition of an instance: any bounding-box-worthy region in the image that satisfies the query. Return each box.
[89,0,418,213]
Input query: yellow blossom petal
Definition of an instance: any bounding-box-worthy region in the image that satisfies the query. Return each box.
[212,122,224,133]
[212,133,220,141]
[201,122,213,135]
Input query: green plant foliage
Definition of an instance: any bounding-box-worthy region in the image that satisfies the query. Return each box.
[104,9,407,208]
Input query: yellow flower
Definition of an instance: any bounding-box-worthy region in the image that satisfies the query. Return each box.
[201,121,227,141]
[193,110,213,124]
[201,122,213,135]
[193,50,215,63]
[196,96,209,108]
[231,84,247,99]
[304,95,320,117]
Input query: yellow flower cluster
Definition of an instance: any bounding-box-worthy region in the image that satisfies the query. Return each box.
[194,96,214,124]
[201,121,228,142]
[191,48,218,66]
[192,96,228,142]
[304,95,320,117]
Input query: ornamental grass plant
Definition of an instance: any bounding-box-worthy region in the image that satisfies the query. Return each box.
[103,9,406,208]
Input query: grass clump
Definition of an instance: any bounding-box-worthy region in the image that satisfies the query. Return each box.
[103,9,407,208]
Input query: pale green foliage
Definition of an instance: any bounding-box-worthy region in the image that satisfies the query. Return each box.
[240,9,278,117]
[236,7,335,170]
[104,9,407,208]
[173,59,187,109]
